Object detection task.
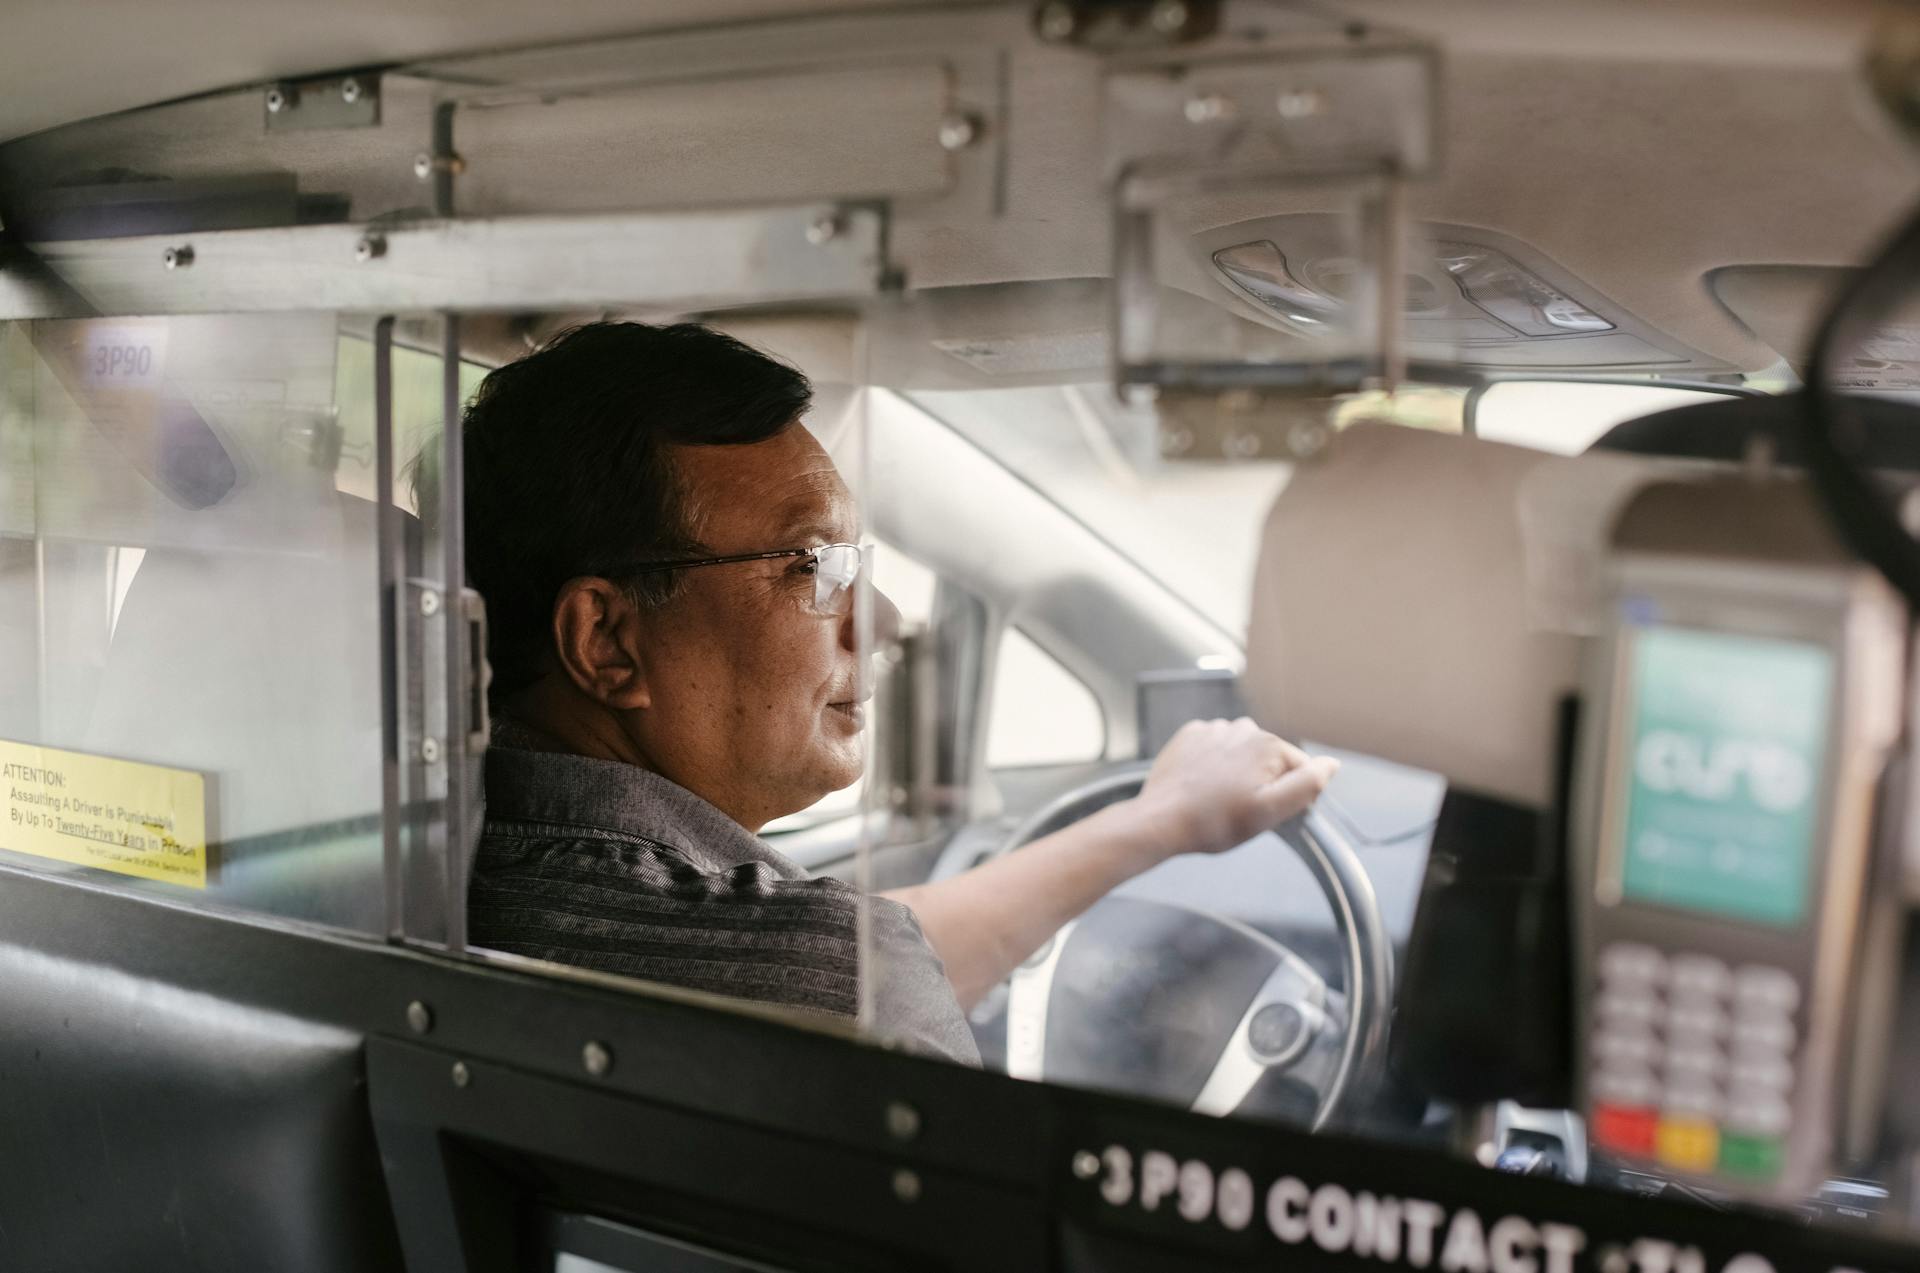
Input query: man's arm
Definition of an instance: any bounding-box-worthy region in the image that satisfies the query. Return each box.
[881,718,1339,1012]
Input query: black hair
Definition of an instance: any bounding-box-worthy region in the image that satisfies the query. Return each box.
[453,321,811,702]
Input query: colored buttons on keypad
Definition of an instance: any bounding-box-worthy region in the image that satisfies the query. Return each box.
[1588,942,1803,1182]
[1717,1133,1784,1179]
[1591,1103,1658,1156]
[1655,1118,1719,1172]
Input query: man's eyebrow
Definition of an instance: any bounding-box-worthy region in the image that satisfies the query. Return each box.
[777,519,857,546]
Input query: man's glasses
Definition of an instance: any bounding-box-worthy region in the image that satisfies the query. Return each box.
[612,543,868,617]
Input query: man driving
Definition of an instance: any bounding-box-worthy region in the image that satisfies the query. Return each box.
[460,321,1339,1064]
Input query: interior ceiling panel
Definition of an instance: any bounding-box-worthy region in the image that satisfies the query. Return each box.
[0,0,954,147]
[0,0,1887,146]
[1156,53,1920,371]
[2,0,1914,374]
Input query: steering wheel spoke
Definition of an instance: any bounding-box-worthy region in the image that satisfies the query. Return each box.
[1005,921,1076,1081]
[1191,952,1331,1116]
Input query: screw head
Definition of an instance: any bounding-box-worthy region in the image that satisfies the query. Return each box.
[406,1000,433,1034]
[418,589,441,617]
[805,213,841,246]
[1286,419,1333,459]
[891,1168,922,1203]
[1183,93,1234,125]
[340,77,362,105]
[1073,1150,1101,1179]
[938,112,981,152]
[162,245,194,270]
[1223,429,1263,460]
[1277,87,1328,120]
[582,1040,613,1077]
[419,737,442,764]
[885,1101,921,1142]
[354,233,387,263]
[265,88,287,114]
[413,153,434,181]
[1149,0,1191,35]
[1036,2,1076,41]
[451,1061,471,1088]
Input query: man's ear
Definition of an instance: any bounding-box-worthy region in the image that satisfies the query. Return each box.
[551,577,652,710]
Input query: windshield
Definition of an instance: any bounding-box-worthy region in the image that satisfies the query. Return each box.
[912,386,1289,639]
[910,380,1738,640]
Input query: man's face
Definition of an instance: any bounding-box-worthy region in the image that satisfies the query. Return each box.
[622,424,896,830]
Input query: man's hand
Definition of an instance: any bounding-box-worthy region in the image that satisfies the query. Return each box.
[1129,717,1340,861]
[881,716,1337,1011]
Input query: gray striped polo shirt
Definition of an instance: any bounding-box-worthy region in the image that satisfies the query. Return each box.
[470,741,979,1065]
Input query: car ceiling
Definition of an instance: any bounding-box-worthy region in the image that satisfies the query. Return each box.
[2,0,1915,375]
[0,0,949,148]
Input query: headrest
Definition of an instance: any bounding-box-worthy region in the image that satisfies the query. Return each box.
[1245,423,1585,807]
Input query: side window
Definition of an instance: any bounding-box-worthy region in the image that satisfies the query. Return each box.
[986,628,1105,769]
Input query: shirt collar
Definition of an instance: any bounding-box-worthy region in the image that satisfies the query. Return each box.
[482,735,779,873]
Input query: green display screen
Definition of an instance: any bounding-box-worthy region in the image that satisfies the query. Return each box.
[1616,626,1832,928]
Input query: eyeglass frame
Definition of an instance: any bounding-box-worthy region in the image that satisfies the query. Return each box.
[603,542,869,615]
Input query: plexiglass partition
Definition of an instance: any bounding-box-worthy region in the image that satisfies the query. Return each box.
[843,309,1447,1108]
[0,313,393,926]
[0,304,899,1035]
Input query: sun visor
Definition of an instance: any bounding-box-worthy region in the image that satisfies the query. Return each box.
[1245,423,1682,807]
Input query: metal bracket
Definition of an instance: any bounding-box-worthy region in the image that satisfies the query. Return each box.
[1104,34,1440,414]
[1152,386,1342,463]
[403,11,1008,222]
[458,587,491,753]
[420,102,459,219]
[1033,0,1223,50]
[0,204,895,319]
[264,71,383,132]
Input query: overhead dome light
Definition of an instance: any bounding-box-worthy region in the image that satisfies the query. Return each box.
[1212,238,1615,345]
[1433,241,1613,335]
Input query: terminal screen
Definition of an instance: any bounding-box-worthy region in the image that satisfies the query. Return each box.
[1615,625,1832,928]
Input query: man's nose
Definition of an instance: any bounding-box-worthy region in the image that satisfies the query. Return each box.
[843,585,903,651]
[872,586,902,647]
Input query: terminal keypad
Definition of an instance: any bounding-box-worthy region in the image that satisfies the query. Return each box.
[1588,942,1799,1179]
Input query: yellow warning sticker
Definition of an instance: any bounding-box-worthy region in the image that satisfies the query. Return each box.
[1,739,208,888]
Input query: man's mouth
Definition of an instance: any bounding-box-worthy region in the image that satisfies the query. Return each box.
[827,696,869,724]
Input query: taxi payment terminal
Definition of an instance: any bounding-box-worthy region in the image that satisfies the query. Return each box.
[1571,483,1910,1201]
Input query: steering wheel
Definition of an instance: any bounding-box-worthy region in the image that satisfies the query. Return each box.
[983,764,1393,1130]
